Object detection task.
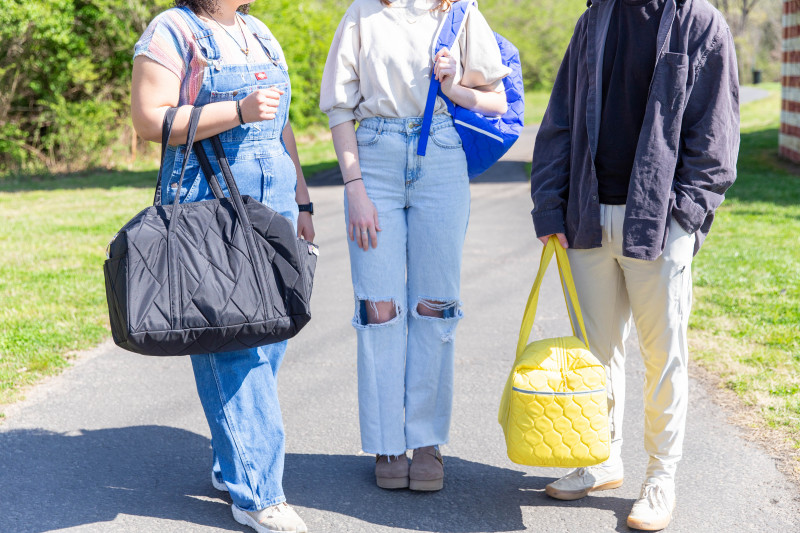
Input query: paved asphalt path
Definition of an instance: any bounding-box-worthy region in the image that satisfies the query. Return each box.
[2,114,798,532]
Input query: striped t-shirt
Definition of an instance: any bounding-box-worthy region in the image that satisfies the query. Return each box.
[134,8,288,105]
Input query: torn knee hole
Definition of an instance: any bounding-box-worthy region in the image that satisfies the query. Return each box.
[416,299,460,319]
[355,298,401,326]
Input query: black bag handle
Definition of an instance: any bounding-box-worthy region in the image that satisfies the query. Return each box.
[193,140,226,200]
[153,107,179,206]
[154,107,226,206]
[168,106,204,217]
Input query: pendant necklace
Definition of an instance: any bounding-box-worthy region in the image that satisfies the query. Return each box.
[205,10,249,56]
[404,8,429,24]
[402,2,430,24]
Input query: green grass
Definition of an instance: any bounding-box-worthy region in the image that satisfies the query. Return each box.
[690,84,800,445]
[524,89,552,126]
[294,127,338,179]
[0,132,337,407]
[0,170,156,404]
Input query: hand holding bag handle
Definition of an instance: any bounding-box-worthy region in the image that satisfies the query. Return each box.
[515,235,590,359]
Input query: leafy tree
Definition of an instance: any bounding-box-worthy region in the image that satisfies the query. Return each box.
[0,0,586,175]
[482,0,586,89]
[0,0,170,173]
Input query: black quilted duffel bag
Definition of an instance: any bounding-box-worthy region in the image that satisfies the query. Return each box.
[103,106,318,356]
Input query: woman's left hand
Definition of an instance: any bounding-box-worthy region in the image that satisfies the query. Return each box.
[434,47,457,96]
[297,212,315,242]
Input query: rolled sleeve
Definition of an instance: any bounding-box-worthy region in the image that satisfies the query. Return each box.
[673,26,739,240]
[457,7,511,91]
[530,25,580,238]
[133,12,189,81]
[320,13,361,128]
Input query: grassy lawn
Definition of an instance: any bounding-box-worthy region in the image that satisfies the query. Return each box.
[524,89,552,126]
[690,83,800,454]
[0,133,337,408]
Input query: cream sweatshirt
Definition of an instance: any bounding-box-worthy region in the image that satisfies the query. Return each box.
[320,0,511,128]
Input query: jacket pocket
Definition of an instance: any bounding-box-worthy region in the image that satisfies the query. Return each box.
[654,52,689,115]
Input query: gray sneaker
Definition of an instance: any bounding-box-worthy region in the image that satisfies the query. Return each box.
[545,461,624,500]
[627,479,675,531]
[232,502,308,533]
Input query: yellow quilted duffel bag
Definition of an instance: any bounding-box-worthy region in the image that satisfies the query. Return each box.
[498,236,610,467]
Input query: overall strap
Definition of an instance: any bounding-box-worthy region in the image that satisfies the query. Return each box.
[515,236,590,359]
[153,107,179,207]
[418,0,474,157]
[240,14,282,65]
[175,6,220,61]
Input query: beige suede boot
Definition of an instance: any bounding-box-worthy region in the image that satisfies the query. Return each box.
[375,454,409,489]
[409,446,443,491]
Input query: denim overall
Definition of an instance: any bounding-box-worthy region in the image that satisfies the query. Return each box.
[162,7,297,511]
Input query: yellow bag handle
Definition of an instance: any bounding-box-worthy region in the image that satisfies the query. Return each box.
[515,235,590,358]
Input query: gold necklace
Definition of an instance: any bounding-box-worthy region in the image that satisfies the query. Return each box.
[205,10,249,56]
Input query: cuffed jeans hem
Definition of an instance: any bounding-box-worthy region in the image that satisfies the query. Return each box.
[233,494,287,513]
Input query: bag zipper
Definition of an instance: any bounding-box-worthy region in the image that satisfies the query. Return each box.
[511,387,605,396]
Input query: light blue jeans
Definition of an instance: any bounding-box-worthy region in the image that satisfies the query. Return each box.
[346,115,470,455]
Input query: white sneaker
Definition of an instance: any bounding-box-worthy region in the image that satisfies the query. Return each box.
[232,502,308,533]
[627,479,675,531]
[545,461,624,500]
[211,471,228,492]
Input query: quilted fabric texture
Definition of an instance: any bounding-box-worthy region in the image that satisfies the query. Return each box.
[498,236,610,468]
[104,195,318,356]
[499,335,610,467]
[417,0,525,178]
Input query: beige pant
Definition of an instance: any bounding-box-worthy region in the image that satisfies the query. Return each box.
[566,204,695,482]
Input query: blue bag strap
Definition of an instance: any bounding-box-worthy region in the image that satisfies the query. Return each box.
[417,0,474,157]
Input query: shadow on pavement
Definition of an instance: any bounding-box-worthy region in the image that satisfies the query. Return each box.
[283,453,635,533]
[0,427,636,532]
[0,426,241,533]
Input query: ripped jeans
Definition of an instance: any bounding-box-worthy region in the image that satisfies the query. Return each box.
[345,115,470,455]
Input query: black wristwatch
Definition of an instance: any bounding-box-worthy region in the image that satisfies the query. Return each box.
[298,202,314,215]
